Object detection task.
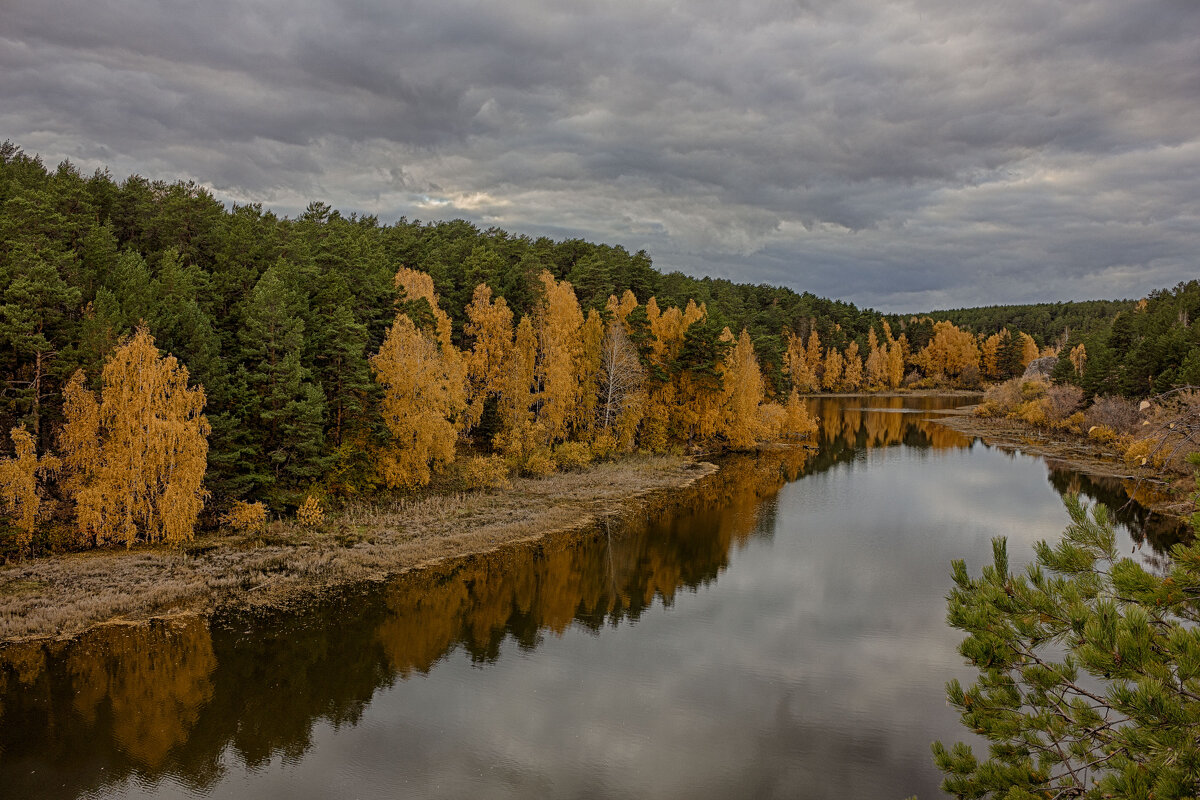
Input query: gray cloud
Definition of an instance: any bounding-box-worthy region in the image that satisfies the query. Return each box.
[3,0,1198,311]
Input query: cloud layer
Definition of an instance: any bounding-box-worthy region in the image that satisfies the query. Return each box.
[4,0,1198,310]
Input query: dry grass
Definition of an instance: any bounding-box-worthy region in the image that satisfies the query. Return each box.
[0,455,716,642]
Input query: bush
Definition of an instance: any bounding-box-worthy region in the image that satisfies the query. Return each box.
[976,378,1024,418]
[457,456,511,491]
[1044,384,1083,420]
[1123,437,1168,469]
[296,495,324,527]
[494,422,556,476]
[220,500,268,533]
[1085,395,1140,435]
[552,441,593,471]
[589,430,618,461]
[1050,410,1085,434]
[1087,423,1119,445]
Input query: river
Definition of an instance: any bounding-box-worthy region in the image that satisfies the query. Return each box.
[0,396,1185,799]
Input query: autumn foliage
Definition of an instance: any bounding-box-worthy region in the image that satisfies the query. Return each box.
[59,329,209,547]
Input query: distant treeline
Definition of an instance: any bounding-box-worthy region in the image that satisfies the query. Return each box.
[915,300,1136,344]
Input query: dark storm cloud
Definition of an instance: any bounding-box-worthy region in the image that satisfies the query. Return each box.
[4,0,1199,310]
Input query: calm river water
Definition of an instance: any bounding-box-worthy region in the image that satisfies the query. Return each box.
[0,396,1186,799]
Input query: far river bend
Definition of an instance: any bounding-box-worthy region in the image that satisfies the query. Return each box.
[0,395,1187,799]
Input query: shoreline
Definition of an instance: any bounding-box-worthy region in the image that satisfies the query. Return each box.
[0,455,718,645]
[934,406,1193,520]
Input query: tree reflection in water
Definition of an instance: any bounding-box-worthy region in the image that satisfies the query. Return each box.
[0,395,1186,799]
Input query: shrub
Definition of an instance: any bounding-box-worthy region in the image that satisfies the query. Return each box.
[1123,437,1171,469]
[1085,395,1140,435]
[1044,384,1083,421]
[220,500,268,533]
[553,441,593,471]
[296,495,324,527]
[976,378,1023,418]
[1050,410,1086,434]
[1087,424,1119,445]
[494,422,556,476]
[523,450,556,477]
[589,430,618,461]
[457,455,511,491]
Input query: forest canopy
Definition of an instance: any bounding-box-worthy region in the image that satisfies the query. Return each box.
[1,141,1197,552]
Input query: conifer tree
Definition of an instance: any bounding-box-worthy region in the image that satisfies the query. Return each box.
[238,264,328,501]
[936,494,1200,797]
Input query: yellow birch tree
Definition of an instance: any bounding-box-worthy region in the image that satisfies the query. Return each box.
[59,329,209,547]
[822,347,844,391]
[842,341,864,391]
[534,271,584,443]
[463,284,513,430]
[724,329,764,450]
[0,426,60,551]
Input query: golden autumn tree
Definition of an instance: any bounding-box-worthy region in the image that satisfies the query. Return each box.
[499,315,538,433]
[463,283,513,431]
[783,390,819,438]
[917,321,980,383]
[0,425,60,551]
[805,330,823,383]
[887,334,907,389]
[1018,332,1039,369]
[606,289,639,323]
[864,329,889,390]
[980,330,1010,380]
[372,311,465,490]
[1069,343,1087,377]
[822,347,844,391]
[723,329,764,449]
[841,341,864,391]
[785,331,818,393]
[59,329,209,547]
[534,270,584,443]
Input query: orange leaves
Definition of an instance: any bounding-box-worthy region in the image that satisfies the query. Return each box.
[463,284,513,430]
[917,320,980,381]
[0,425,60,550]
[372,313,463,490]
[61,328,209,547]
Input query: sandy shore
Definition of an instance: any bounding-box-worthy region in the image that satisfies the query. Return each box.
[0,455,717,644]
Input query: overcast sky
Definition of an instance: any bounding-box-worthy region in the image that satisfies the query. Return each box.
[3,0,1198,312]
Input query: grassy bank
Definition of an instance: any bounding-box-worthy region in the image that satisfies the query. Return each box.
[0,455,717,643]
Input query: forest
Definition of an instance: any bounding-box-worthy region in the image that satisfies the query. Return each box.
[1,141,1199,555]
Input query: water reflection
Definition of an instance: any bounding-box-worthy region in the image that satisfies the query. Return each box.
[0,395,1186,799]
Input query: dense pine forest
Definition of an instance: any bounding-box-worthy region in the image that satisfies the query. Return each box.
[1,142,1199,554]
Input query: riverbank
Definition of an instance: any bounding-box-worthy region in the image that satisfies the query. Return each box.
[935,406,1193,520]
[0,455,717,644]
